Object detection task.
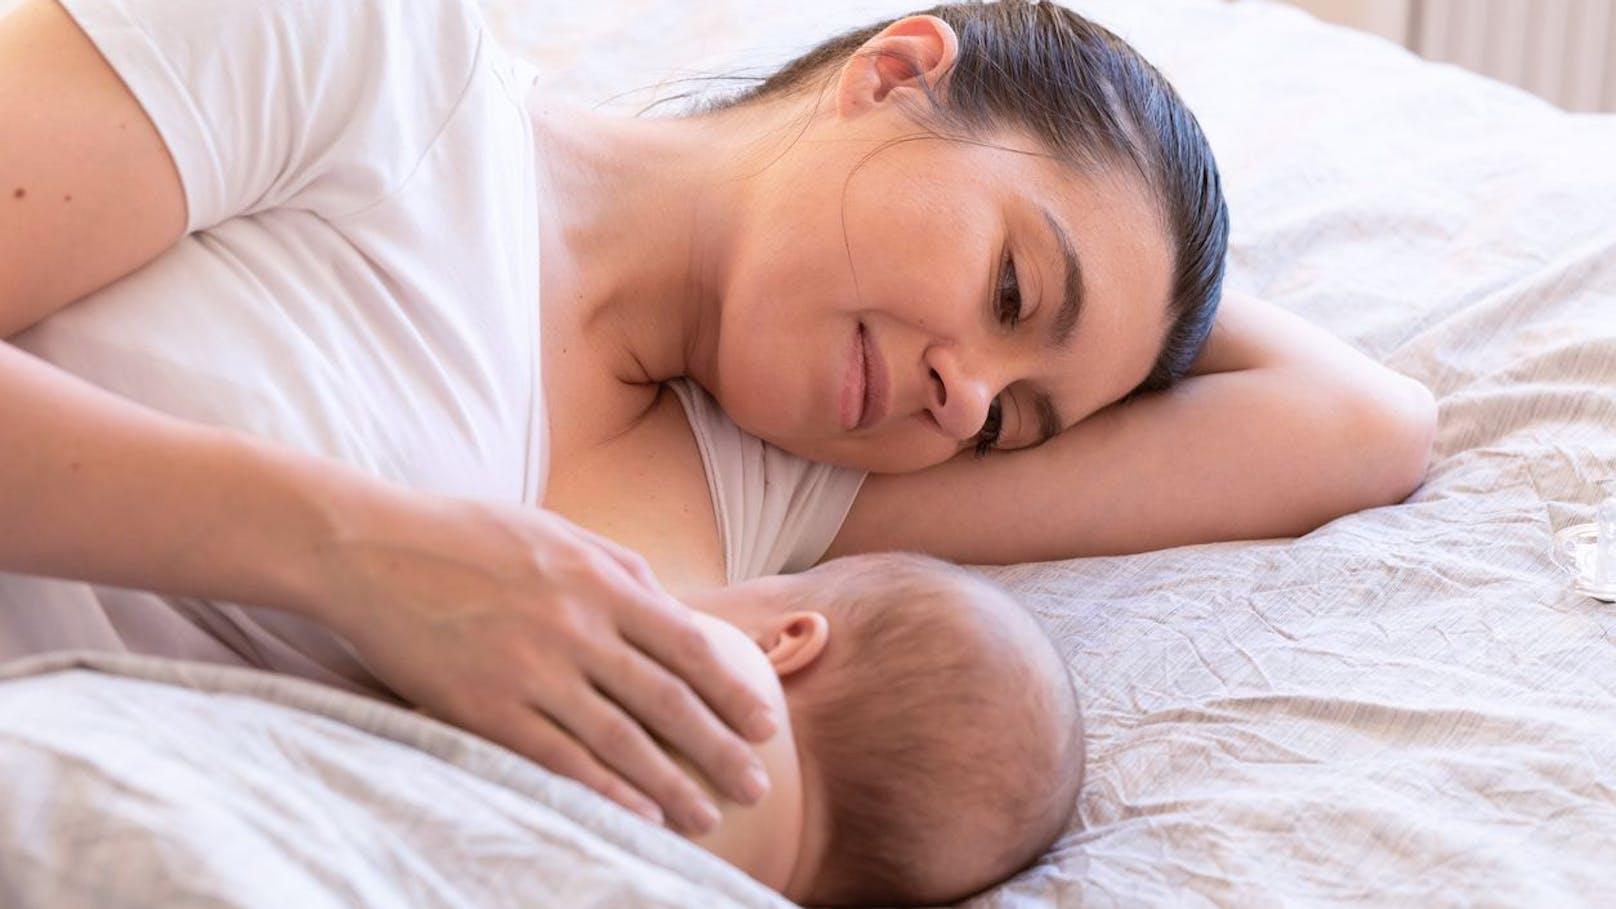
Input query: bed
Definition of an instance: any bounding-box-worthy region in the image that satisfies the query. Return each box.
[4,0,1615,905]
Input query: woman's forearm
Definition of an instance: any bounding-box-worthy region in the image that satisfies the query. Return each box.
[831,292,1438,562]
[1,340,380,630]
[1,340,783,829]
[1149,288,1439,533]
[1025,349,1434,556]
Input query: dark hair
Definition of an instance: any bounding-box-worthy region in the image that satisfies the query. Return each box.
[708,0,1228,398]
[793,554,1085,907]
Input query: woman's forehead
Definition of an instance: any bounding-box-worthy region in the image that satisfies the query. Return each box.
[1019,164,1176,415]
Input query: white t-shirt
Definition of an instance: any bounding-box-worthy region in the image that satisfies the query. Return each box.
[3,0,544,699]
[27,0,548,500]
[0,0,867,694]
[668,380,864,584]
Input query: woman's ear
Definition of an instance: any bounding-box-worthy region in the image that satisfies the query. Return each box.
[758,611,831,678]
[835,15,960,117]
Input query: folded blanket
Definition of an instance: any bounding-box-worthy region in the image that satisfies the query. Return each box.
[0,651,792,909]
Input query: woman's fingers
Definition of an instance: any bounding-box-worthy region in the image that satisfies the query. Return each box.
[318,497,779,836]
[576,564,775,809]
[586,641,770,811]
[542,683,726,835]
[503,539,766,828]
[619,595,779,746]
[482,700,666,827]
[572,524,665,590]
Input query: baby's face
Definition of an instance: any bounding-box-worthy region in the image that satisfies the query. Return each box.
[677,610,819,901]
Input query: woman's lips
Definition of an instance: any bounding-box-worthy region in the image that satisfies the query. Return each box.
[840,325,867,431]
[854,323,889,431]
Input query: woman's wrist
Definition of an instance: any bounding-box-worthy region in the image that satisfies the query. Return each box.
[184,429,409,636]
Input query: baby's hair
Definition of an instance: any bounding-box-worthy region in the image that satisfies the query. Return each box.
[790,553,1084,907]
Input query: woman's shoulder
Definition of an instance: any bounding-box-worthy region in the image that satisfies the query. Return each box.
[48,0,499,232]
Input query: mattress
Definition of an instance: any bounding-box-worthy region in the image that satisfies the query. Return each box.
[3,0,1614,905]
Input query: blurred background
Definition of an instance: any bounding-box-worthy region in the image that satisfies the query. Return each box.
[1,0,1609,112]
[1270,0,1616,111]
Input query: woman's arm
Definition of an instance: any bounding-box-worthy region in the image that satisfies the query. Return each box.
[1,340,772,834]
[0,0,770,835]
[826,291,1438,563]
[0,0,187,337]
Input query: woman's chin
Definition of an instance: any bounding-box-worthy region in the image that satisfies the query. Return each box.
[718,393,956,472]
[781,435,958,475]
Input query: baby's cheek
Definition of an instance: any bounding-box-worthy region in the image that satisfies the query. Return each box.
[677,749,799,894]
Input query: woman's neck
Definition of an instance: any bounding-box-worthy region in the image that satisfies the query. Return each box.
[526,94,783,391]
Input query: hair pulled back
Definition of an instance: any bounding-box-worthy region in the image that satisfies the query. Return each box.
[713,0,1229,396]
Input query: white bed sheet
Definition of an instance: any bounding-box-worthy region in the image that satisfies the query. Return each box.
[2,0,1614,906]
[0,651,793,909]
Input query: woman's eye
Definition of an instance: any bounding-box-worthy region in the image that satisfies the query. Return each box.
[973,396,1004,457]
[995,251,1023,328]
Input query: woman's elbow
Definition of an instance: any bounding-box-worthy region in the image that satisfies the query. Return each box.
[1356,374,1438,507]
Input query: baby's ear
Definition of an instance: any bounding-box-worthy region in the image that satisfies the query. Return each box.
[759,611,830,677]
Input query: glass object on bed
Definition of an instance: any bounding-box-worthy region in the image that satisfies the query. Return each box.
[1553,493,1616,602]
[1599,495,1616,585]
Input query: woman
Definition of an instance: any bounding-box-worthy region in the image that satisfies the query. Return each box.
[0,0,1434,840]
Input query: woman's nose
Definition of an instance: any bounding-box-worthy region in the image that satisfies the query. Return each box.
[925,347,996,441]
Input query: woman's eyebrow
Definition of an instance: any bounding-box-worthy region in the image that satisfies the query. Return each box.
[1039,206,1085,351]
[1026,206,1083,445]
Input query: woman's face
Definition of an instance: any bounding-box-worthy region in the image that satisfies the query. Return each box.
[710,108,1175,474]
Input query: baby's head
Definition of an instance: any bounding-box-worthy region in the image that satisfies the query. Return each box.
[685,552,1085,907]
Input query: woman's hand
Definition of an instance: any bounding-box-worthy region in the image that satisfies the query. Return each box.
[308,492,777,835]
[0,336,768,834]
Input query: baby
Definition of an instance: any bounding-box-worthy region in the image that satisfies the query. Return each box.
[678,551,1086,907]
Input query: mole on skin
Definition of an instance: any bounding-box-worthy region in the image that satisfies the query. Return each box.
[11,188,23,200]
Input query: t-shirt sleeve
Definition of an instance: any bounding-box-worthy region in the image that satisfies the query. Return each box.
[58,0,486,233]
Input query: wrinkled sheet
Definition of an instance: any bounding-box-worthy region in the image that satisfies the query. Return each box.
[0,651,793,909]
[3,0,1615,906]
